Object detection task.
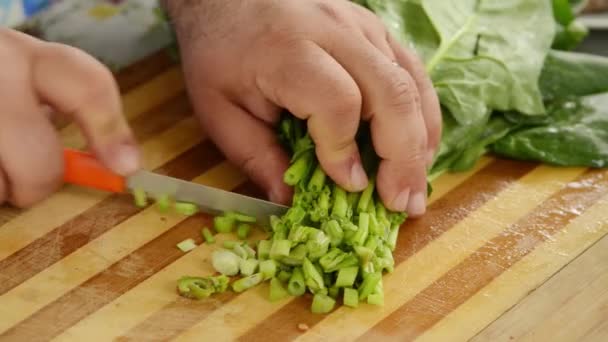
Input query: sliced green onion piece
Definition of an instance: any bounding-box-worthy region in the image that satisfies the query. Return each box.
[307,165,326,192]
[335,266,358,288]
[328,286,340,299]
[223,240,239,249]
[176,276,215,299]
[214,216,235,233]
[176,238,197,252]
[239,258,259,276]
[281,244,308,266]
[311,293,335,314]
[277,270,292,283]
[357,178,375,214]
[343,288,359,308]
[237,223,251,240]
[302,258,325,293]
[201,228,215,244]
[259,259,278,279]
[156,194,170,212]
[269,278,290,302]
[287,267,306,296]
[270,239,291,259]
[225,211,257,223]
[174,202,199,216]
[133,188,148,208]
[243,243,256,259]
[367,280,384,306]
[331,187,348,218]
[358,272,381,300]
[257,240,271,260]
[211,249,241,276]
[232,273,263,292]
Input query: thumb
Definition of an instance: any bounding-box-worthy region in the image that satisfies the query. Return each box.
[193,91,293,205]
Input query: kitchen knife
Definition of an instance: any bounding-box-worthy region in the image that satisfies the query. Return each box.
[63,148,289,226]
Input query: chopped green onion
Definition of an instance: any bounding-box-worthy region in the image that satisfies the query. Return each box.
[225,211,257,223]
[331,187,348,218]
[322,220,344,247]
[214,216,235,233]
[311,293,335,314]
[174,202,199,216]
[367,280,384,306]
[388,224,399,251]
[281,244,308,266]
[269,278,290,302]
[237,223,252,240]
[285,207,306,225]
[156,194,170,212]
[177,276,215,299]
[284,151,313,186]
[306,230,330,261]
[287,226,316,244]
[133,188,148,208]
[328,286,340,299]
[307,165,327,192]
[223,240,239,249]
[277,270,292,283]
[243,243,256,259]
[319,249,358,273]
[357,178,375,214]
[232,273,263,292]
[358,272,382,300]
[270,239,291,259]
[176,238,197,252]
[350,212,370,246]
[233,243,249,259]
[239,258,259,276]
[302,258,325,293]
[211,249,241,276]
[259,259,278,279]
[287,267,306,296]
[343,288,359,308]
[201,228,215,244]
[335,266,358,288]
[257,240,271,260]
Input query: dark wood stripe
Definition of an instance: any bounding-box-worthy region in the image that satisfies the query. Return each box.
[236,159,536,342]
[115,50,176,93]
[0,181,260,341]
[0,207,21,228]
[361,169,608,341]
[0,142,224,296]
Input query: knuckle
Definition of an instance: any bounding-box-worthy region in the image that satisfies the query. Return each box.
[386,74,420,113]
[314,1,351,27]
[329,85,362,120]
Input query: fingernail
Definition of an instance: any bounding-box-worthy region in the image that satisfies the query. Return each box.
[350,162,368,191]
[407,192,427,216]
[109,143,140,176]
[391,188,410,212]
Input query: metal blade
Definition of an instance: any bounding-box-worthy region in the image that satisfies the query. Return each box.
[126,171,289,226]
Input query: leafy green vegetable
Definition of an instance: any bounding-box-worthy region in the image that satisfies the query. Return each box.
[540,50,608,100]
[492,93,608,168]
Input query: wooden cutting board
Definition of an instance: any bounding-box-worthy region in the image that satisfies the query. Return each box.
[0,51,607,342]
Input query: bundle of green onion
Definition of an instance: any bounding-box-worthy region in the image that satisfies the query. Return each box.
[176,115,409,314]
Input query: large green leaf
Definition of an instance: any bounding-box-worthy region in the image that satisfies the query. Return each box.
[540,50,608,100]
[491,93,608,168]
[366,0,556,125]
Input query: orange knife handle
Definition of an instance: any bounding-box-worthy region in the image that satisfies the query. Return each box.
[63,148,126,193]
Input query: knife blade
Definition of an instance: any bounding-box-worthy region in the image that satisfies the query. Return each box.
[63,148,289,226]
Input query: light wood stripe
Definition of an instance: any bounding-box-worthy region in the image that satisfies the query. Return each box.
[294,166,586,342]
[239,159,537,341]
[427,195,608,342]
[0,162,244,337]
[360,169,608,341]
[0,116,201,264]
[0,141,222,296]
[168,158,500,341]
[51,165,248,342]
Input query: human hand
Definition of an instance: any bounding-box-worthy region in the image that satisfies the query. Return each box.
[164,0,441,216]
[0,29,140,207]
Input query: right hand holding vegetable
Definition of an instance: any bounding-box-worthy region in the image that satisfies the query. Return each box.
[163,0,442,217]
[0,29,140,208]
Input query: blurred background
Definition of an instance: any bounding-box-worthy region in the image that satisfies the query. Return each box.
[0,0,607,70]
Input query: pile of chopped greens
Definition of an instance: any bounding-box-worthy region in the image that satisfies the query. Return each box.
[172,0,608,313]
